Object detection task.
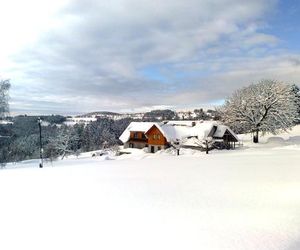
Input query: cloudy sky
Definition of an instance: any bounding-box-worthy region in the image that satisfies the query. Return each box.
[1,0,300,115]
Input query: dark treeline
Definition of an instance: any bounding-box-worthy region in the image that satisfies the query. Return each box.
[142,109,219,121]
[0,115,132,164]
[142,109,178,121]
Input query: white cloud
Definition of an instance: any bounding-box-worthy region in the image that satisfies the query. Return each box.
[3,0,297,114]
[0,0,70,72]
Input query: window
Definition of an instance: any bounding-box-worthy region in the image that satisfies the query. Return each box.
[157,146,161,151]
[153,134,160,140]
[134,132,139,139]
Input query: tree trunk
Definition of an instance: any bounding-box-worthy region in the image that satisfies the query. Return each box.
[253,130,259,143]
[61,151,66,160]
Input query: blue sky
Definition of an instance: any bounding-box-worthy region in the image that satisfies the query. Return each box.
[0,0,300,115]
[267,0,300,51]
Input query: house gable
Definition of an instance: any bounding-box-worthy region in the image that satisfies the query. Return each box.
[145,125,167,146]
[220,129,239,142]
[213,127,239,142]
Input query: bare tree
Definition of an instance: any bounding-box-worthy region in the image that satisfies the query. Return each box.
[221,80,298,143]
[182,137,215,154]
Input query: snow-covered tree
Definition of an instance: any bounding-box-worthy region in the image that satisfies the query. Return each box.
[0,79,10,118]
[0,79,11,167]
[170,139,182,156]
[291,84,300,122]
[46,126,79,159]
[221,80,299,143]
[199,137,214,154]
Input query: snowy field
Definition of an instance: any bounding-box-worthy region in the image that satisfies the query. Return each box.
[1,127,300,250]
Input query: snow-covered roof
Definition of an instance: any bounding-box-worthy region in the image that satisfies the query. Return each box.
[160,121,217,140]
[214,125,239,141]
[119,122,157,143]
[119,121,238,143]
[181,137,204,147]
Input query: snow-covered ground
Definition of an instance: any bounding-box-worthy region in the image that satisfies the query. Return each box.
[1,126,300,250]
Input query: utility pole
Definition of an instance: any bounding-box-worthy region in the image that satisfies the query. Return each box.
[38,118,43,168]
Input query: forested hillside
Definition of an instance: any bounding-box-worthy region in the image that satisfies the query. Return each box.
[0,115,132,165]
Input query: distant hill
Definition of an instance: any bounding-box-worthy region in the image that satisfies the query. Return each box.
[74,108,220,123]
[77,111,121,117]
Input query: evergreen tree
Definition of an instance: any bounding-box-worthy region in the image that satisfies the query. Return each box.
[291,84,300,123]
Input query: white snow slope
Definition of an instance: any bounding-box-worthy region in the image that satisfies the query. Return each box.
[1,126,300,250]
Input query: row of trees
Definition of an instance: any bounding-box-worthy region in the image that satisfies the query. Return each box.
[0,115,132,164]
[44,117,132,160]
[141,108,214,121]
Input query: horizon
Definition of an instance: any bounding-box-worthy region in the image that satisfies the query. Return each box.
[1,0,300,114]
[7,105,218,117]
